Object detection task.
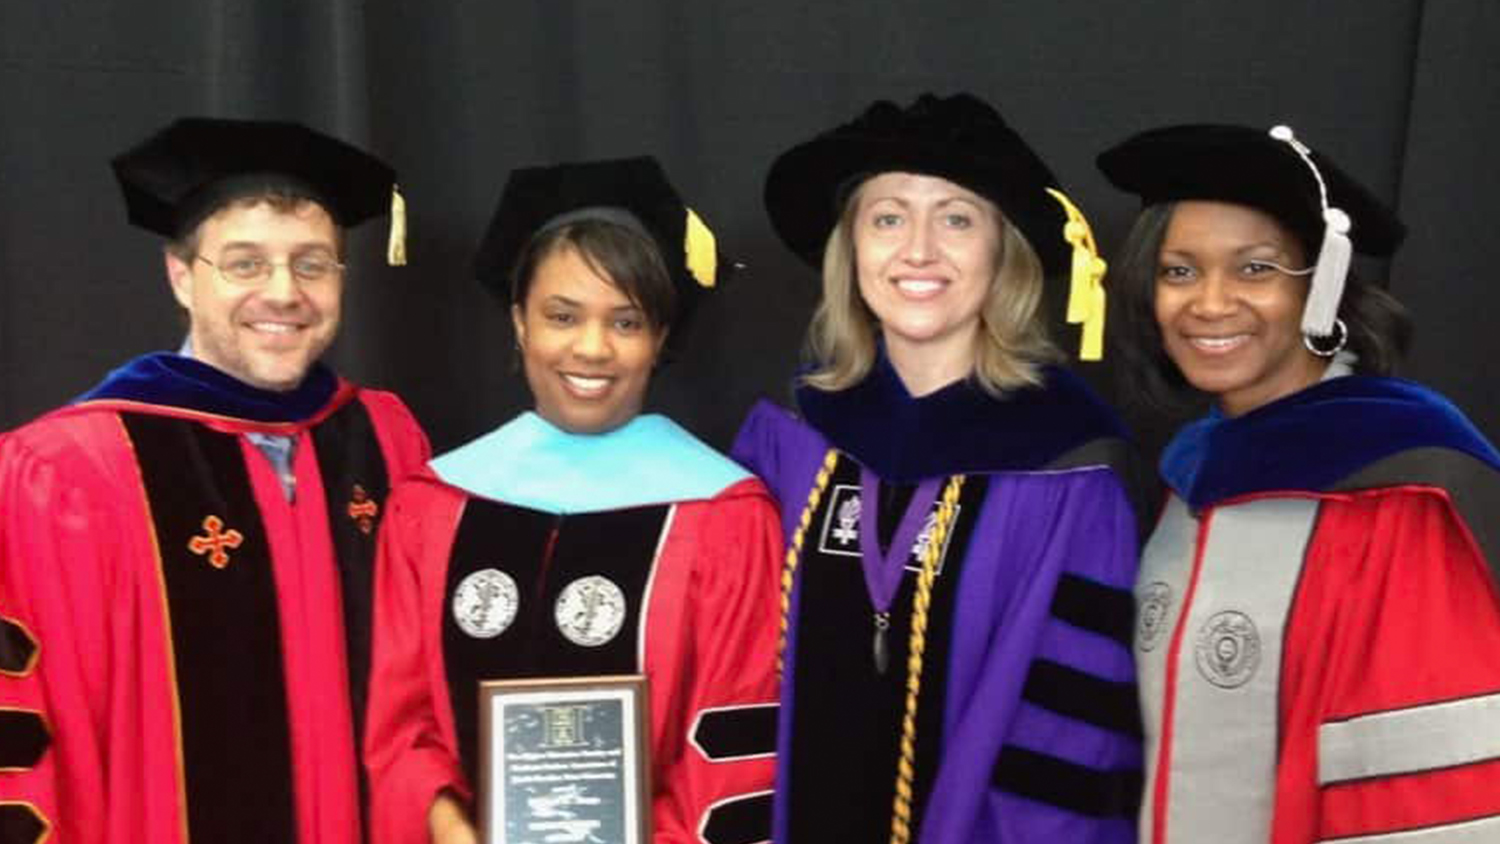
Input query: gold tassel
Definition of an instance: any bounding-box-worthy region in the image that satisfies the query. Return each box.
[1045,188,1107,361]
[386,184,407,267]
[683,207,717,288]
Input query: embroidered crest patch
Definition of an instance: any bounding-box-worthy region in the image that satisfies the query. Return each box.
[347,484,379,535]
[1136,581,1174,653]
[187,515,244,569]
[817,484,863,557]
[554,576,628,647]
[452,568,520,639]
[815,483,959,576]
[904,505,959,576]
[1195,610,1261,689]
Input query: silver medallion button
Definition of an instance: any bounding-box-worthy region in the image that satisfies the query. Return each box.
[555,575,628,647]
[452,568,520,639]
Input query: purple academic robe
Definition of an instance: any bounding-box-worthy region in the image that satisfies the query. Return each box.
[732,359,1142,844]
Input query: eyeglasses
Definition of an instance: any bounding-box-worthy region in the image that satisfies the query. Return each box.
[196,252,346,286]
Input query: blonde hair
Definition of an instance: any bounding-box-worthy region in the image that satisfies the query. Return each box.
[801,186,1060,396]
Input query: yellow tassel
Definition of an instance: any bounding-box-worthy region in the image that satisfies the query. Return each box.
[1045,188,1107,361]
[387,184,407,267]
[683,207,717,288]
[1080,282,1105,361]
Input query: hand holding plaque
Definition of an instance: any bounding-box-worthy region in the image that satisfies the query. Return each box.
[429,792,479,844]
[478,675,651,844]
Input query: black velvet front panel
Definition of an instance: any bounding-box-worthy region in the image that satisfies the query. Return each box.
[123,414,295,844]
[309,395,390,816]
[442,498,668,785]
[785,455,988,843]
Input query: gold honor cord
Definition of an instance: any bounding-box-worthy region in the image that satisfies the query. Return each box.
[889,474,965,844]
[777,449,841,675]
[775,452,965,844]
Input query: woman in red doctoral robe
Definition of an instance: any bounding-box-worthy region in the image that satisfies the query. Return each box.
[364,157,782,844]
[1100,123,1500,844]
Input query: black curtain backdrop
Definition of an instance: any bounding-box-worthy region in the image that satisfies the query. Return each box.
[3,1,1496,468]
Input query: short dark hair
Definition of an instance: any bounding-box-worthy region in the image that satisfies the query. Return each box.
[1110,202,1414,412]
[510,218,677,332]
[164,189,345,262]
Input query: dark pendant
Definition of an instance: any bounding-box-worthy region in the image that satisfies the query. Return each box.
[873,612,890,674]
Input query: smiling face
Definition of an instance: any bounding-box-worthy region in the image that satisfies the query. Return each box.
[1154,200,1325,416]
[512,244,667,434]
[851,172,1002,386]
[166,200,343,391]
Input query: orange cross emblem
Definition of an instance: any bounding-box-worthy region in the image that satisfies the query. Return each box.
[348,484,379,535]
[187,515,244,569]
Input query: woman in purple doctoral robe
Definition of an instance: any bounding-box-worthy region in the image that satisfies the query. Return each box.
[731,92,1143,844]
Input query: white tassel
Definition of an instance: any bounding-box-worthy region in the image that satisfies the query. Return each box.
[1301,208,1351,336]
[1267,125,1354,337]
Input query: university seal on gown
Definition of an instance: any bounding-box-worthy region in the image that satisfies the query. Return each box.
[453,569,521,639]
[555,576,628,647]
[1195,610,1260,688]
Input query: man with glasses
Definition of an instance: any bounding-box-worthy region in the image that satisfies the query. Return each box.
[0,118,429,844]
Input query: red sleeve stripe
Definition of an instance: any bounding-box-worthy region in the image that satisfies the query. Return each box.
[1319,811,1500,843]
[1319,691,1500,785]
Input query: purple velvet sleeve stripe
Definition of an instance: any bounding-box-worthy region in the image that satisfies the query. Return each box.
[988,793,1137,844]
[995,699,1144,821]
[990,703,1142,836]
[922,468,1140,843]
[1034,616,1136,683]
[1005,699,1144,770]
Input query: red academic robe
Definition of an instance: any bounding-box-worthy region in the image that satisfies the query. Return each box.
[1137,376,1500,844]
[365,471,781,844]
[0,385,429,844]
